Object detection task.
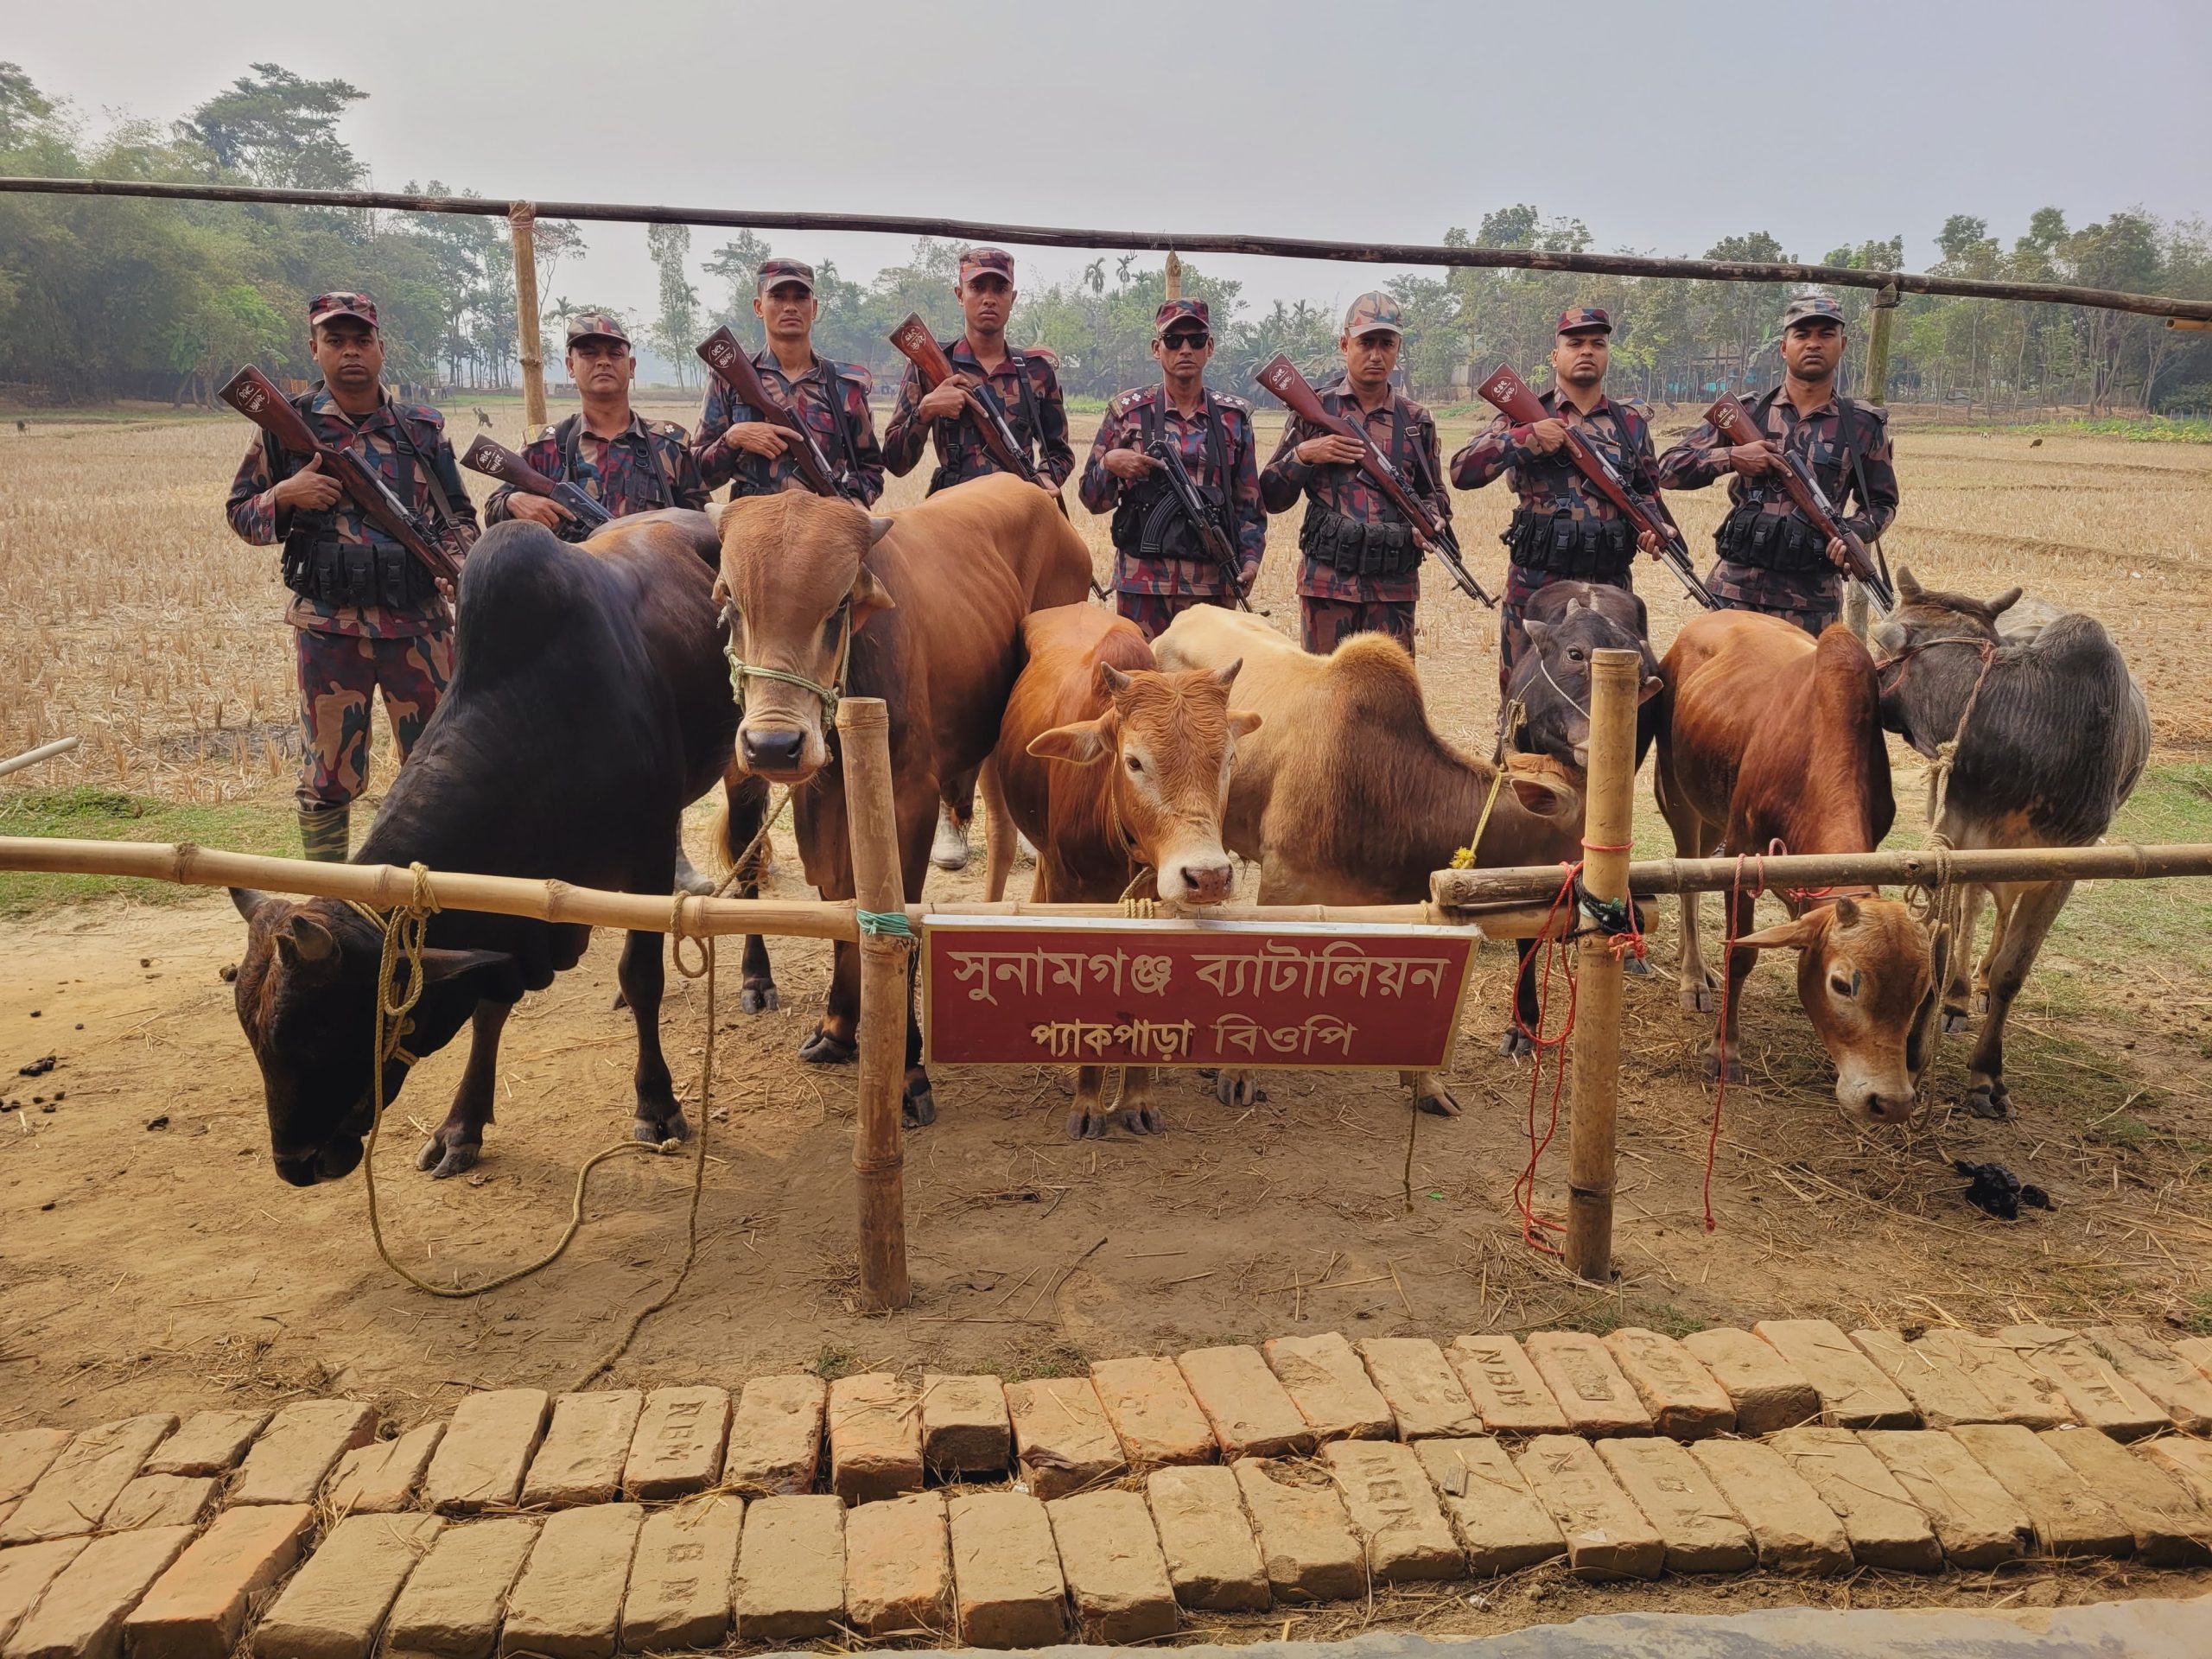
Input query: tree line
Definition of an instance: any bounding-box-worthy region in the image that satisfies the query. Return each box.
[3,61,2206,416]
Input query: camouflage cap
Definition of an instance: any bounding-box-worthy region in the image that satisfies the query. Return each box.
[1780,294,1847,329]
[308,291,378,330]
[1556,306,1613,335]
[563,313,630,347]
[756,257,816,294]
[1154,297,1211,335]
[1342,290,1404,340]
[958,246,1016,284]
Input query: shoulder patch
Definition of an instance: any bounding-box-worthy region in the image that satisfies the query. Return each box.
[403,403,446,430]
[836,361,874,395]
[1618,395,1653,421]
[651,418,690,443]
[1214,391,1252,413]
[1111,387,1154,416]
[1402,396,1434,426]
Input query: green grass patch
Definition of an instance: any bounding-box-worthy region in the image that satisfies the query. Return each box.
[808,1344,859,1381]
[2035,763,2212,1004]
[1557,1297,1706,1340]
[0,787,296,915]
[1915,415,2212,443]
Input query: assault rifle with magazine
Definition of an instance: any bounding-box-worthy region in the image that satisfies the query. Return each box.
[459,434,613,531]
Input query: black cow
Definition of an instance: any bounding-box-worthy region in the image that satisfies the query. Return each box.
[1871,568,2149,1118]
[228,512,739,1185]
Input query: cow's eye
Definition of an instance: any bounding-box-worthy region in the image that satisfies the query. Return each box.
[1568,648,1586,663]
[1126,754,1143,773]
[1829,970,1858,998]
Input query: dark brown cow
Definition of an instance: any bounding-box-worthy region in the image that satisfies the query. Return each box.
[1655,612,1935,1124]
[714,475,1093,1125]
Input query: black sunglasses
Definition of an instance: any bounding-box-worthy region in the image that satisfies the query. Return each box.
[1159,332,1211,351]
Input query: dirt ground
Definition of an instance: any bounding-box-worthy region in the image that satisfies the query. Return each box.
[3,405,2210,1637]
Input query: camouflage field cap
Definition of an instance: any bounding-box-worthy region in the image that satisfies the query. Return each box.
[564,313,630,346]
[1557,306,1613,335]
[1154,297,1211,335]
[1342,290,1404,340]
[756,257,817,294]
[308,291,378,330]
[1780,294,1847,329]
[959,246,1016,284]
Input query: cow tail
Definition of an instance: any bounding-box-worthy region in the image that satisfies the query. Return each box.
[978,759,1016,904]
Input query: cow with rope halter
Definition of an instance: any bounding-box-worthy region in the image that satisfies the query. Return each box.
[1870,568,2148,1119]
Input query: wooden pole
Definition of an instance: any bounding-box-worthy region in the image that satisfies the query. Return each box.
[836,697,912,1312]
[509,202,549,437]
[1847,283,1901,640]
[1164,251,1183,301]
[1564,650,1637,1282]
[0,735,79,779]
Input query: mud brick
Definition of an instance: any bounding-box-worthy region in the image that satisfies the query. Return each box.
[1413,1439,1562,1575]
[1914,1330,2068,1428]
[917,1376,1009,1478]
[499,1503,641,1659]
[123,1501,313,1659]
[1602,1329,1735,1440]
[0,1434,73,1529]
[733,1495,842,1643]
[1004,1378,1124,1500]
[2176,1336,2212,1380]
[2038,1427,2212,1565]
[0,1541,87,1647]
[1319,1440,1461,1582]
[1753,1320,1916,1428]
[1354,1338,1483,1441]
[2139,1435,2212,1511]
[230,1400,376,1508]
[721,1376,824,1497]
[620,1388,728,1502]
[1230,1460,1365,1604]
[1523,1332,1652,1438]
[3,1527,193,1659]
[842,1491,948,1640]
[1444,1337,1572,1435]
[617,1495,741,1654]
[141,1415,267,1482]
[1046,1490,1179,1643]
[1593,1438,1754,1574]
[1860,1430,2031,1568]
[520,1393,643,1510]
[2088,1325,2212,1433]
[1948,1424,2132,1559]
[1263,1334,1395,1444]
[383,1517,538,1659]
[1511,1435,1663,1580]
[1681,1327,1821,1436]
[1849,1330,1999,1429]
[1999,1325,2167,1440]
[945,1491,1064,1649]
[1143,1465,1268,1611]
[826,1374,923,1505]
[1090,1357,1215,1471]
[3,1417,175,1545]
[423,1391,549,1515]
[1176,1346,1311,1459]
[1687,1439,1852,1574]
[327,1424,445,1516]
[253,1511,444,1659]
[1770,1426,1941,1571]
[100,1478,215,1534]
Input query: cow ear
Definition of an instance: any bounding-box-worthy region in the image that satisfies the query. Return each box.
[1523,619,1553,653]
[1027,715,1114,766]
[1205,656,1243,692]
[282,911,337,963]
[849,568,896,626]
[1637,675,1665,706]
[867,516,894,547]
[1507,774,1577,817]
[1736,912,1827,951]
[230,887,270,922]
[416,947,512,985]
[1896,566,1923,601]
[1985,587,2022,619]
[1227,709,1263,740]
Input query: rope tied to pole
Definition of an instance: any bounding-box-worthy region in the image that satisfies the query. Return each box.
[855,907,915,942]
[1452,699,1526,869]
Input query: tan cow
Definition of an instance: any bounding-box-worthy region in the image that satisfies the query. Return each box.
[978,604,1259,1138]
[713,475,1093,1125]
[1153,606,1580,1116]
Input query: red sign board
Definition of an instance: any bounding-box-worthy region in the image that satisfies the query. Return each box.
[921,917,1482,1071]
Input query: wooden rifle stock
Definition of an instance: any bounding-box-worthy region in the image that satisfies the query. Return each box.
[696,327,847,499]
[459,435,613,530]
[1704,391,1894,611]
[219,366,461,587]
[886,313,1043,486]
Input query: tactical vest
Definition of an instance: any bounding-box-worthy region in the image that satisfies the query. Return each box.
[541,414,674,541]
[1296,391,1427,579]
[1502,397,1647,579]
[1109,389,1234,563]
[1715,390,1883,575]
[732,359,866,498]
[272,393,447,610]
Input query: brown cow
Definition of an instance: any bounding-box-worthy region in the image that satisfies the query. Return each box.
[714,475,1092,1126]
[977,605,1259,1138]
[1153,606,1580,1116]
[1654,612,1936,1124]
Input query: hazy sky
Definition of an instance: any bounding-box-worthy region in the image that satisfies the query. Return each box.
[12,0,2209,329]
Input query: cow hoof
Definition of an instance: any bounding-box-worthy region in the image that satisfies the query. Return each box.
[930,814,971,872]
[1971,990,1992,1016]
[798,1028,859,1065]
[1116,1104,1165,1136]
[1415,1087,1462,1118]
[638,1109,690,1147]
[741,982,779,1014]
[1700,1052,1744,1085]
[1497,1027,1534,1060]
[1214,1073,1264,1107]
[902,1082,936,1129]
[418,1138,480,1179]
[1624,953,1652,979]
[1065,1108,1107,1140]
[672,853,716,898]
[1680,985,1719,1014]
[1942,1007,1974,1036]
[1963,1084,2012,1121]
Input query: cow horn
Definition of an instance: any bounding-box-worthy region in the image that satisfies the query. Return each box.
[867,516,894,546]
[1206,656,1244,690]
[1099,663,1134,695]
[230,887,270,921]
[1985,587,2023,619]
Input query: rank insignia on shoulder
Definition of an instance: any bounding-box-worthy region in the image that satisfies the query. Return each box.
[1111,388,1151,416]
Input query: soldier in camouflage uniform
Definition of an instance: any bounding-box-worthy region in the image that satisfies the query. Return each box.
[1260,292,1451,657]
[1656,294,1897,633]
[1452,307,1663,691]
[882,247,1074,496]
[692,258,885,504]
[486,314,709,536]
[1078,298,1266,639]
[225,292,478,861]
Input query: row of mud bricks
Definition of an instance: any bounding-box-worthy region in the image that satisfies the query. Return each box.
[5,1320,2212,1656]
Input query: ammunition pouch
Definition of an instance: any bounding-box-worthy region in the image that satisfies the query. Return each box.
[1503,508,1633,580]
[1112,476,1231,567]
[1716,501,1830,574]
[1299,499,1421,578]
[282,532,438,610]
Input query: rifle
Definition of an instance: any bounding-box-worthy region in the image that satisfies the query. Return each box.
[1703,391,1895,612]
[459,434,613,532]
[219,366,461,588]
[886,313,1048,488]
[1475,364,1717,611]
[1252,354,1496,608]
[696,327,849,499]
[1145,437,1263,614]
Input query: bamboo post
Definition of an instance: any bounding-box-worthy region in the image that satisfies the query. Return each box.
[509,201,549,438]
[1164,251,1183,301]
[0,735,79,779]
[1565,649,1637,1282]
[836,696,912,1312]
[1847,283,1901,640]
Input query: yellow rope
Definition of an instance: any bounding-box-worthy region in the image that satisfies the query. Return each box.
[1452,698,1527,870]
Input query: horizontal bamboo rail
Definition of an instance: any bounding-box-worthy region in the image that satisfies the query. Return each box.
[0,737,79,779]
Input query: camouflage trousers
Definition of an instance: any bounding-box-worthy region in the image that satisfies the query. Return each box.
[1703,560,1840,637]
[1116,587,1233,642]
[1500,563,1633,695]
[294,628,453,811]
[1300,595,1416,658]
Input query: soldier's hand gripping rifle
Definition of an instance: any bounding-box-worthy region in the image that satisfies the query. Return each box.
[1476,364,1717,611]
[219,365,461,588]
[459,434,613,531]
[1703,391,1895,613]
[1253,354,1496,608]
[1145,438,1265,615]
[696,327,850,499]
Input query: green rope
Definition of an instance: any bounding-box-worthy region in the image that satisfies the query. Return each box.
[855,907,914,940]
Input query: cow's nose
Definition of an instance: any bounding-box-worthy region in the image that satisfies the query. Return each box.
[741,728,806,773]
[1858,1090,1916,1123]
[272,1152,321,1188]
[1178,860,1235,906]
